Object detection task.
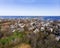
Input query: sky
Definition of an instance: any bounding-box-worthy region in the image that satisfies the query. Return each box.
[0,0,60,16]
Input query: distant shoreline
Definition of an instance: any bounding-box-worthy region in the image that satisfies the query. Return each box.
[0,16,60,20]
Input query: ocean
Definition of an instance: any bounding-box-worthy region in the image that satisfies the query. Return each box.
[0,16,60,20]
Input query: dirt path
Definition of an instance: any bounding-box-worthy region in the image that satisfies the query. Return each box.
[13,43,32,48]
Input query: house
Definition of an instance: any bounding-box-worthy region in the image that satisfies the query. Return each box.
[33,28,39,33]
[12,29,16,32]
[28,27,35,31]
[49,28,53,32]
[55,36,60,41]
[10,25,15,29]
[18,23,25,28]
[17,28,24,32]
[40,27,45,31]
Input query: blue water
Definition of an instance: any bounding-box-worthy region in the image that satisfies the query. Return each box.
[0,16,60,20]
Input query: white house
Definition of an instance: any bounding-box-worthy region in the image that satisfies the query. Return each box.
[55,36,60,41]
[40,27,45,31]
[18,23,25,28]
[33,28,39,33]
